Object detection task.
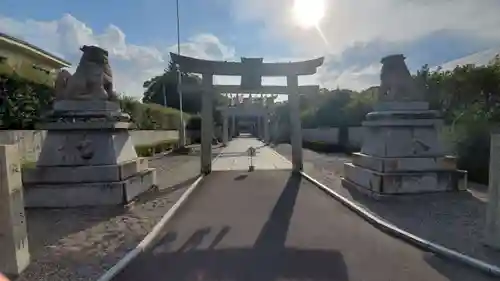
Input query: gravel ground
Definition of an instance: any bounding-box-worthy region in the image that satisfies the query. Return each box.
[273,143,500,267]
[16,146,222,281]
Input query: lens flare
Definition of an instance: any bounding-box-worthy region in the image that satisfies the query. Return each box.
[293,0,326,29]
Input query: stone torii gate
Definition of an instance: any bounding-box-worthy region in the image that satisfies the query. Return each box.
[170,53,324,174]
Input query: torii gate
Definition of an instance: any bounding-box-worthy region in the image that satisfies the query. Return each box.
[170,53,324,174]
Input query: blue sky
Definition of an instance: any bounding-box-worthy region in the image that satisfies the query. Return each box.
[1,0,500,99]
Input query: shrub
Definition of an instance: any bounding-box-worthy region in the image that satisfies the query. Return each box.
[445,104,493,184]
[0,73,54,129]
[0,73,189,130]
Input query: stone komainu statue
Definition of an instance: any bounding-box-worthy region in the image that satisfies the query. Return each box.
[55,45,118,101]
[379,54,422,101]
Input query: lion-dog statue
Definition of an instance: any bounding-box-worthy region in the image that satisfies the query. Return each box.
[379,54,421,102]
[55,45,118,101]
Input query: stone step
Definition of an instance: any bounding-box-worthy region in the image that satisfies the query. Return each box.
[24,168,156,208]
[351,152,457,172]
[343,163,459,194]
[22,158,149,184]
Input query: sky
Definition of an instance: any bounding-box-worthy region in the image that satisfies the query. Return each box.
[1,0,500,100]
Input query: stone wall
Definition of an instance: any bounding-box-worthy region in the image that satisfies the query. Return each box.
[303,128,340,144]
[0,130,179,163]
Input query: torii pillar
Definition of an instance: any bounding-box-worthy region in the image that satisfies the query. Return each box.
[288,75,303,172]
[201,73,213,174]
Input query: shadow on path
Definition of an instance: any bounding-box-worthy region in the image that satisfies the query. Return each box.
[114,173,348,281]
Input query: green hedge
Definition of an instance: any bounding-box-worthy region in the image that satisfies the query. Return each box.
[0,73,54,129]
[119,96,190,130]
[0,72,189,130]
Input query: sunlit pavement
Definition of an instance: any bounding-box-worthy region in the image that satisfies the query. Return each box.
[112,139,496,281]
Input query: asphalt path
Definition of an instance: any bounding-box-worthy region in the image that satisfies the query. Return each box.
[113,170,496,281]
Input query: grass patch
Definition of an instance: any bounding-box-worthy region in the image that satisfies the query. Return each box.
[135,139,178,157]
[21,161,36,169]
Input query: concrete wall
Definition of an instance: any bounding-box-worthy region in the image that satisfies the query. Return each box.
[301,126,454,153]
[302,127,364,148]
[303,128,340,144]
[348,127,364,148]
[130,130,178,146]
[0,130,179,163]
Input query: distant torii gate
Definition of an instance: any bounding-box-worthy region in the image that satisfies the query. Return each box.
[170,53,324,174]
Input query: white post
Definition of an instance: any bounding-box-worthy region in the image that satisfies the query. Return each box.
[201,73,213,174]
[287,75,303,172]
[264,115,270,144]
[485,131,500,249]
[222,109,229,146]
[232,114,236,138]
[0,144,30,276]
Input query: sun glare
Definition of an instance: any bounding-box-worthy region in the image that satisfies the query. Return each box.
[293,0,326,29]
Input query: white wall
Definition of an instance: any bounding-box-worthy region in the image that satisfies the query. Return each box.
[0,130,179,163]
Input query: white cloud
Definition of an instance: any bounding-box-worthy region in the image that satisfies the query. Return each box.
[0,14,236,99]
[438,47,500,71]
[230,0,500,55]
[229,0,500,89]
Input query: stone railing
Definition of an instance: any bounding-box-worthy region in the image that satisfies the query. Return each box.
[0,130,179,163]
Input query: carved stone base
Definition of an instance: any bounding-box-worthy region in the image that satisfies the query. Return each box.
[26,118,156,207]
[361,113,446,158]
[36,128,138,167]
[343,107,460,196]
[23,168,156,207]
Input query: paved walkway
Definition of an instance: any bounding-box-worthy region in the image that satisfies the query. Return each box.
[113,169,496,281]
[212,136,291,171]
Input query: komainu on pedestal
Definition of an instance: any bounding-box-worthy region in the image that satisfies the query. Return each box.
[342,54,460,198]
[22,45,157,207]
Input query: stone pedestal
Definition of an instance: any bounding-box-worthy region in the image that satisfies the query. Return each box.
[342,102,459,196]
[22,100,157,207]
[485,131,500,249]
[0,145,30,276]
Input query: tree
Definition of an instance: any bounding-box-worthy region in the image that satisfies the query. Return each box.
[142,60,229,116]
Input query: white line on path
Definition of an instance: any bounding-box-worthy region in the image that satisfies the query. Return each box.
[268,147,500,277]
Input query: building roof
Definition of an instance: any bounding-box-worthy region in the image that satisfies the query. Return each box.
[0,32,71,67]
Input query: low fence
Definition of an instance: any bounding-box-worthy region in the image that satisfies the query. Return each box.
[0,130,179,163]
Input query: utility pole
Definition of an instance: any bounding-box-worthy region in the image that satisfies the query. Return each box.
[176,0,186,147]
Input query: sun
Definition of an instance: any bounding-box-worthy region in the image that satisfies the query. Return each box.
[293,0,326,29]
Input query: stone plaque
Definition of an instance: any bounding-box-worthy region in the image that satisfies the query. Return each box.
[240,58,263,90]
[0,145,30,276]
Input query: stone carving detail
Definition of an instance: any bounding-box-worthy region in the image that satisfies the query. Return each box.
[76,135,94,160]
[55,45,118,102]
[379,54,421,102]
